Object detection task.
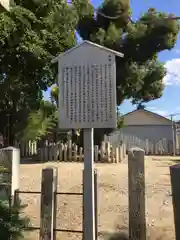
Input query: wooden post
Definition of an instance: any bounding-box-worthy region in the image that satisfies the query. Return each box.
[83,169,98,240]
[74,145,78,162]
[53,143,57,161]
[40,167,57,240]
[67,140,72,161]
[94,169,98,240]
[49,145,53,162]
[59,143,63,161]
[118,146,122,162]
[109,146,113,163]
[64,144,67,161]
[53,168,58,240]
[13,189,20,207]
[170,163,180,240]
[106,142,111,162]
[100,141,105,162]
[123,143,126,158]
[83,128,95,240]
[94,146,99,163]
[115,147,119,163]
[128,148,146,240]
[79,147,83,162]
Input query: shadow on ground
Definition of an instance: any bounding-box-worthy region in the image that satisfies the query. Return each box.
[20,156,43,164]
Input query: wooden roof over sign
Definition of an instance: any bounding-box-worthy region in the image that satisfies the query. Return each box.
[52,40,124,63]
[0,0,10,11]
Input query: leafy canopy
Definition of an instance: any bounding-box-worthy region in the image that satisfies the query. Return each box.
[22,101,58,141]
[74,0,180,105]
[0,0,78,143]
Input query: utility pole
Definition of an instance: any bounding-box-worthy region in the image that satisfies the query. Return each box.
[171,114,176,156]
[167,112,180,156]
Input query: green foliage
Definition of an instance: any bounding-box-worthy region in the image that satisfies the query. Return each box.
[117,112,124,129]
[50,84,59,105]
[21,101,57,141]
[0,167,30,239]
[137,103,146,109]
[0,199,30,240]
[74,0,180,105]
[0,0,78,143]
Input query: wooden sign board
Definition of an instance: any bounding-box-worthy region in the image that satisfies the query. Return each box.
[52,41,123,129]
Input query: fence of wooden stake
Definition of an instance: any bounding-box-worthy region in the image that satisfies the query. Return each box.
[128,148,146,240]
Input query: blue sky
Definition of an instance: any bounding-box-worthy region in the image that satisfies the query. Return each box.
[44,0,180,120]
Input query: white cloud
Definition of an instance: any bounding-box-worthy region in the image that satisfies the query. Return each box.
[147,106,169,117]
[174,49,180,54]
[163,58,180,85]
[147,106,180,120]
[175,106,180,111]
[153,110,169,117]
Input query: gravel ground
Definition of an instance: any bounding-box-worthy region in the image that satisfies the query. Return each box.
[19,156,178,240]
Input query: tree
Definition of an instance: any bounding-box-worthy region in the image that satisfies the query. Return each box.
[51,84,59,106]
[0,199,30,240]
[0,0,78,144]
[21,101,57,142]
[74,0,180,105]
[70,0,180,144]
[137,103,146,110]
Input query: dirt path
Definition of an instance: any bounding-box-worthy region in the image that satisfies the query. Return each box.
[19,156,178,240]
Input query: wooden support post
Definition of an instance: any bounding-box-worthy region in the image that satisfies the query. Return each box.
[106,142,111,163]
[79,147,83,162]
[123,143,126,158]
[13,189,20,208]
[64,144,67,162]
[94,146,99,163]
[100,141,105,162]
[83,128,95,240]
[128,148,146,240]
[94,169,98,240]
[115,147,119,163]
[59,144,63,161]
[170,163,180,240]
[74,145,78,162]
[83,168,98,240]
[40,167,57,240]
[53,168,58,240]
[67,140,72,161]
